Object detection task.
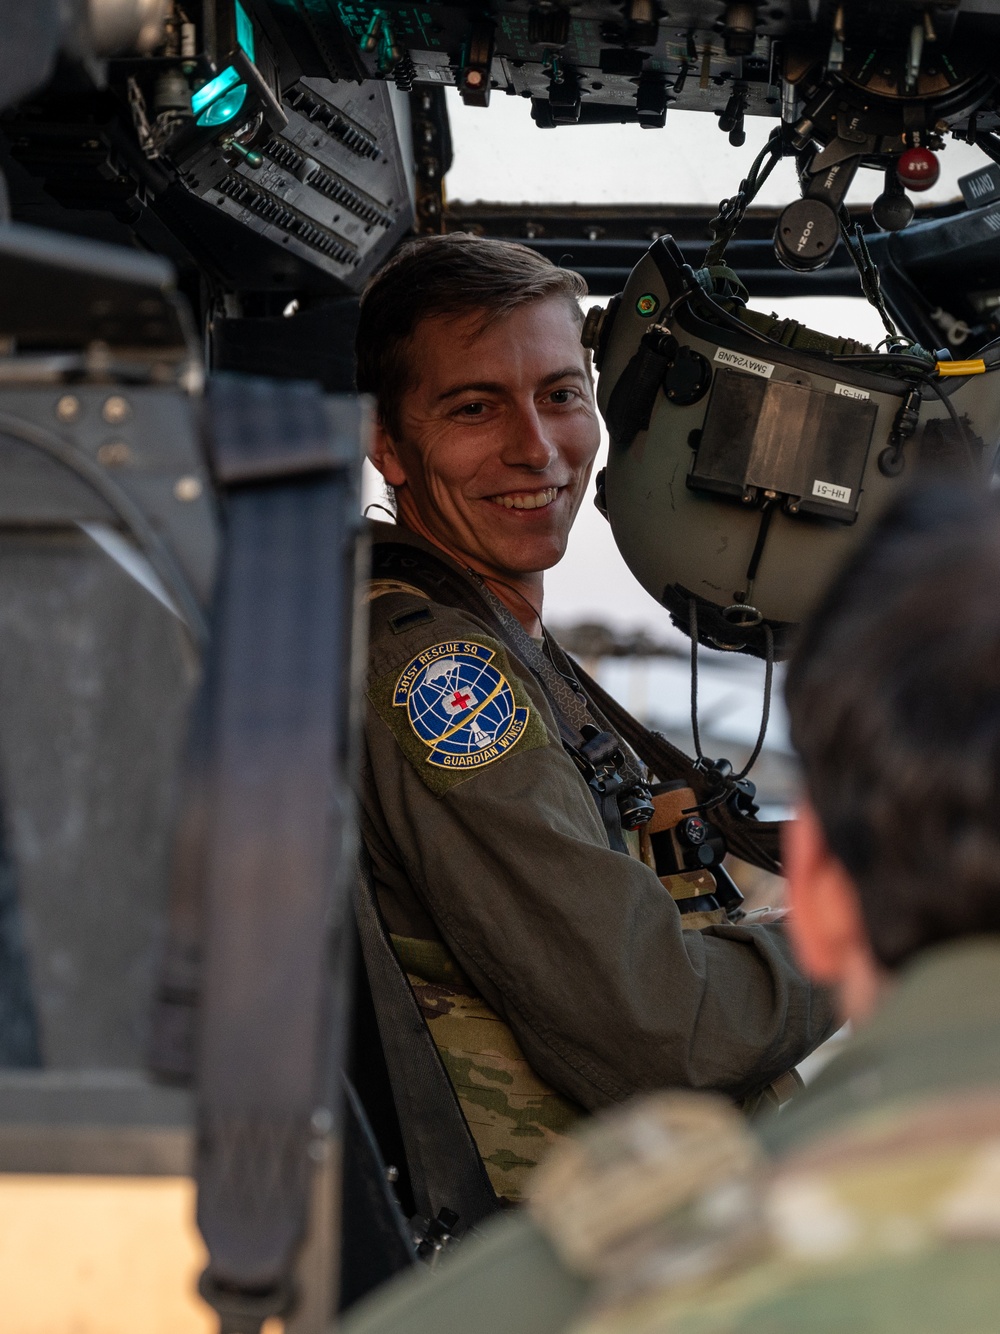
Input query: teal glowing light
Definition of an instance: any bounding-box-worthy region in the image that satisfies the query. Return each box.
[195,81,248,126]
[192,65,248,127]
[235,0,256,59]
[191,65,241,115]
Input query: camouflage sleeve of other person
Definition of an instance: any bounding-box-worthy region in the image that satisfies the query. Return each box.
[361,590,836,1112]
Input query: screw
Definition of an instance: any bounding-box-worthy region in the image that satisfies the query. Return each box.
[102,395,130,424]
[97,442,131,467]
[56,394,80,422]
[174,476,203,501]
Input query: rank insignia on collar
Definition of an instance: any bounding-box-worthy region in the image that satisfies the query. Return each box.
[394,640,531,771]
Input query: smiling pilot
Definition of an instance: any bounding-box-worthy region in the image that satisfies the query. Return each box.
[355,234,834,1207]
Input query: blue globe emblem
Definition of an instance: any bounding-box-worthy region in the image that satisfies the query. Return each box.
[394,642,530,771]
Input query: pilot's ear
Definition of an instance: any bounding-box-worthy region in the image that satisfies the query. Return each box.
[783,800,868,985]
[369,415,408,489]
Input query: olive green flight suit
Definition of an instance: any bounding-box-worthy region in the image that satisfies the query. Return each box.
[343,938,1000,1334]
[361,520,834,1200]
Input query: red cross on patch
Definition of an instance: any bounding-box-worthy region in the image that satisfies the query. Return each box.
[450,689,471,711]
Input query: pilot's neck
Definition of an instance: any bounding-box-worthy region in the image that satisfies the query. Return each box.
[479,572,543,638]
[393,510,543,637]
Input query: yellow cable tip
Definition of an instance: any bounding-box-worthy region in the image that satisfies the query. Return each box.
[936,359,987,376]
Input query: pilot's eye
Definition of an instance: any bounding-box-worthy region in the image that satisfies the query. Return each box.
[549,389,574,404]
[458,401,486,416]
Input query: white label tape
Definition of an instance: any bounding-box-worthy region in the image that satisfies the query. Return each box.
[812,479,852,505]
[714,347,775,378]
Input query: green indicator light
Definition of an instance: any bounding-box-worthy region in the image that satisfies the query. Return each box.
[636,293,660,317]
[191,65,241,115]
[196,82,248,126]
[235,0,256,59]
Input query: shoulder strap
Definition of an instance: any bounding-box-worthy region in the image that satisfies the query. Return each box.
[353,845,500,1231]
[372,540,487,621]
[372,540,784,875]
[188,379,362,1329]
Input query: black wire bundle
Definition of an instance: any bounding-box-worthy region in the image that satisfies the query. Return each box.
[703,129,786,271]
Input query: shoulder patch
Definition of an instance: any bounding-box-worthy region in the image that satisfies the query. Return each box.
[368,636,549,794]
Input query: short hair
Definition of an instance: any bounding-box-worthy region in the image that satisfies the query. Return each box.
[355,233,588,437]
[785,484,1000,969]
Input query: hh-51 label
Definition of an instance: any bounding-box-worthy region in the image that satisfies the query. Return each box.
[812,479,852,504]
[834,383,870,400]
[714,348,774,378]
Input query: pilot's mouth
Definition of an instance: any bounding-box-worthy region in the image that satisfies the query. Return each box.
[486,486,559,511]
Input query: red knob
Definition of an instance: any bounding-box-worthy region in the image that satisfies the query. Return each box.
[896,147,940,192]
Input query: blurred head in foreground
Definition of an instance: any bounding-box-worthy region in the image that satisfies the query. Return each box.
[784,483,1000,1024]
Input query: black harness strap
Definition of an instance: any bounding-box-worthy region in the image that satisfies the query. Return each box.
[191,377,363,1333]
[569,658,783,875]
[354,846,499,1230]
[475,584,640,853]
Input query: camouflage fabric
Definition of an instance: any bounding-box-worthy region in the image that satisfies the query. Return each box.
[341,944,1000,1334]
[387,871,726,1201]
[545,1087,1000,1334]
[392,934,584,1202]
[659,870,729,930]
[523,940,1000,1334]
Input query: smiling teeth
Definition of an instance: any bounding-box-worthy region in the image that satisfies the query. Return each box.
[489,487,558,510]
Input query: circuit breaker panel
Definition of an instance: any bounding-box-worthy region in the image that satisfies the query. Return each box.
[176,78,410,289]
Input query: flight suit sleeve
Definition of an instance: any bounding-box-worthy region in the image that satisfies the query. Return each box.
[362,594,836,1108]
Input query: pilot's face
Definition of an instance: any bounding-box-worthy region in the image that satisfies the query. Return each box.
[372,296,601,583]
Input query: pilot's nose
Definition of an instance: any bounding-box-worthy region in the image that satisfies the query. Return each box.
[500,401,558,471]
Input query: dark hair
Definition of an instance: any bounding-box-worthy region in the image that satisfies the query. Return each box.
[785,484,1000,968]
[355,233,588,436]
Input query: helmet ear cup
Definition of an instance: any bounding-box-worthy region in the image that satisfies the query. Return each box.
[594,467,608,519]
[582,293,622,374]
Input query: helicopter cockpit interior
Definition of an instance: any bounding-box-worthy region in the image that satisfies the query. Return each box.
[2,1,1000,1329]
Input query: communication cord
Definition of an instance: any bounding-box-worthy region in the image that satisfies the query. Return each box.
[688,598,774,797]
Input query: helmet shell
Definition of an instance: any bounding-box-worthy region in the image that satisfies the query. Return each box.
[595,240,999,658]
